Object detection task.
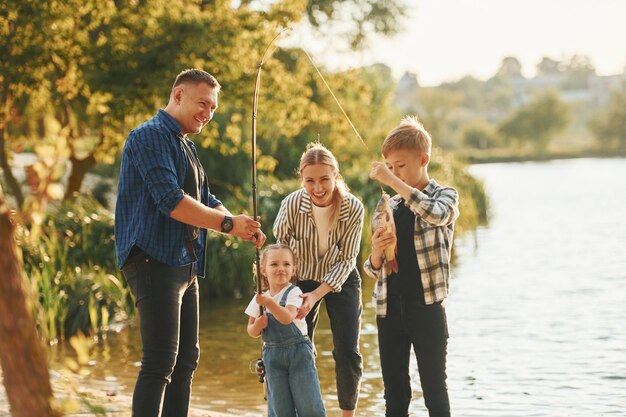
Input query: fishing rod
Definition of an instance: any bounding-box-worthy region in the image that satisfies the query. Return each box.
[250,29,381,394]
[251,27,290,313]
[250,27,291,398]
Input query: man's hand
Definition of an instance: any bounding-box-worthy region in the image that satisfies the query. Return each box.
[231,215,265,248]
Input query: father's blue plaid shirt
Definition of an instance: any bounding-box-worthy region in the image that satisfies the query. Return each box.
[114,109,221,277]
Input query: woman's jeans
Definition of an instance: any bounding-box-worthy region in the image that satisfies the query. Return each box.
[298,269,363,411]
[263,285,326,417]
[121,252,200,417]
[377,296,450,417]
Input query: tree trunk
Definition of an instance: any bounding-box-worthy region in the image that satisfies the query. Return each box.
[0,186,60,417]
[64,153,96,200]
[0,105,25,209]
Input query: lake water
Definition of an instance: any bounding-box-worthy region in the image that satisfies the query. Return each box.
[50,158,626,416]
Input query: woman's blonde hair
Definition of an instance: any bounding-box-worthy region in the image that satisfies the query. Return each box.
[259,243,297,290]
[298,142,348,224]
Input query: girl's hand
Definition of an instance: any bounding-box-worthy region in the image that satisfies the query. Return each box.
[255,293,272,307]
[254,314,268,330]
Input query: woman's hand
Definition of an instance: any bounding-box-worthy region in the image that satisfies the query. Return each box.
[296,292,318,319]
[296,282,333,319]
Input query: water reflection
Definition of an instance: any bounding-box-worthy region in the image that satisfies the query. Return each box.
[50,158,626,416]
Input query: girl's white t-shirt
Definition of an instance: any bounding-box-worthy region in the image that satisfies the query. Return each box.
[244,285,307,336]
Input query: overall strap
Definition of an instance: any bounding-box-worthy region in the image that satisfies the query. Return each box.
[279,285,296,307]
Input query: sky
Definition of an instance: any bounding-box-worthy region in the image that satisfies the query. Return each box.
[289,0,626,86]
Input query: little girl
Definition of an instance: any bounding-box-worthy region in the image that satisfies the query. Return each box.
[245,243,326,417]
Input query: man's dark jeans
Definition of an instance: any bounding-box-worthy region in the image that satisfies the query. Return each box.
[298,269,363,411]
[377,296,450,417]
[121,252,199,417]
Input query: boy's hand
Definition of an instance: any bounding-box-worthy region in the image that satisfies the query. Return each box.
[254,314,268,330]
[370,162,395,187]
[370,228,397,270]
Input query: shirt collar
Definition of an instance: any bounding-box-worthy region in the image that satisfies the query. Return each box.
[423,178,438,195]
[389,179,439,209]
[157,109,183,137]
[299,190,351,222]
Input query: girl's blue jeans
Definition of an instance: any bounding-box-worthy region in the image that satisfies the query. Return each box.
[263,285,326,417]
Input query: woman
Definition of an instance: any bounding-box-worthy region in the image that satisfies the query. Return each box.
[273,142,364,417]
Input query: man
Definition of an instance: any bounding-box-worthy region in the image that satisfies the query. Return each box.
[114,68,266,417]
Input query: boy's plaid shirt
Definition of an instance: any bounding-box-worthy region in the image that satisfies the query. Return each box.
[363,179,460,317]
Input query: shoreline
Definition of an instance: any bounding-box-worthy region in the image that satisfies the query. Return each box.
[458,147,626,164]
[0,371,241,417]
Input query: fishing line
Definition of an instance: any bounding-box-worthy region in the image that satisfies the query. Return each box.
[300,47,371,153]
[299,47,386,194]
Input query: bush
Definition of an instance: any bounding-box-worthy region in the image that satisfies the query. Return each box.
[16,196,133,342]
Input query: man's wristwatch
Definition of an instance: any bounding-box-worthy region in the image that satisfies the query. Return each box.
[220,215,233,233]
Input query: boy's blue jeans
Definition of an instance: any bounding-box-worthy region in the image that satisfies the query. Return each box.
[377,296,450,417]
[121,251,200,417]
[299,269,363,411]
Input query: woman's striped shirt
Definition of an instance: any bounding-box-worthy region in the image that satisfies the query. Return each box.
[273,189,364,292]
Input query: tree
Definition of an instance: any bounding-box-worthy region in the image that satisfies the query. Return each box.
[560,54,595,90]
[412,88,464,148]
[536,57,561,75]
[460,120,499,149]
[3,0,409,208]
[306,0,407,48]
[0,185,60,417]
[0,0,54,209]
[496,56,523,79]
[498,91,570,154]
[588,90,626,150]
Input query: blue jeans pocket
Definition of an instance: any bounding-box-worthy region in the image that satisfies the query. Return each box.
[122,262,152,305]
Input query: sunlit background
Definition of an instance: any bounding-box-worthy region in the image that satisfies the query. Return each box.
[1,0,625,416]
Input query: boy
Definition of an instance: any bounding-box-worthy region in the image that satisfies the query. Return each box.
[364,116,459,417]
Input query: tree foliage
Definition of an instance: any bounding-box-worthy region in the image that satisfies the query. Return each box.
[588,89,626,149]
[1,0,411,211]
[306,0,407,48]
[498,91,570,153]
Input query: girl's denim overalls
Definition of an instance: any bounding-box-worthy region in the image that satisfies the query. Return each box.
[263,285,326,417]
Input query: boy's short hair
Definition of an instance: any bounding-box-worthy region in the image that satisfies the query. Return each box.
[382,115,432,157]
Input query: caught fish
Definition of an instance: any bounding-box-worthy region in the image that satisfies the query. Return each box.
[372,191,398,274]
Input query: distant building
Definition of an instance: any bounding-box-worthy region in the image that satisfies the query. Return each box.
[588,69,626,105]
[394,72,419,109]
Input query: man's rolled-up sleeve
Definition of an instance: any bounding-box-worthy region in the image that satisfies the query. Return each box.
[128,129,185,216]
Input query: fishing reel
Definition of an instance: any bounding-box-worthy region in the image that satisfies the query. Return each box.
[255,358,266,383]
